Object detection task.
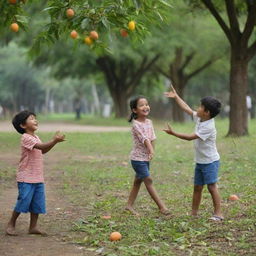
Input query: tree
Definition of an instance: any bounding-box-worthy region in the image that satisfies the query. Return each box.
[156,48,219,122]
[1,0,173,54]
[152,2,227,122]
[96,54,160,117]
[0,43,46,113]
[190,0,256,136]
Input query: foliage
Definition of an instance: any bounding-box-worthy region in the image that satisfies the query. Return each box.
[1,0,173,54]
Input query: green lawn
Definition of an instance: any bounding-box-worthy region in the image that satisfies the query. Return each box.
[1,119,256,255]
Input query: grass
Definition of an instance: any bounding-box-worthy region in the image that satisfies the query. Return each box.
[0,118,256,255]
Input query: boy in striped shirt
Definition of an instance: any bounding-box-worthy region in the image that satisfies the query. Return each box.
[6,110,65,236]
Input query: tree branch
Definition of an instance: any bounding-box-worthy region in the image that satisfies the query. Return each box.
[186,59,214,81]
[225,0,240,34]
[154,65,170,79]
[174,47,183,68]
[126,55,160,95]
[118,60,129,86]
[242,0,256,44]
[202,0,232,43]
[181,51,196,70]
[96,56,118,90]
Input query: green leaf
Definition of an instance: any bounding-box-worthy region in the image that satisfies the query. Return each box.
[81,18,89,30]
[101,17,110,29]
[156,11,163,21]
[15,15,29,24]
[158,0,173,8]
[42,6,59,12]
[133,0,139,10]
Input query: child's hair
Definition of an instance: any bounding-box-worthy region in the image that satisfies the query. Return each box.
[128,95,147,122]
[201,96,221,118]
[12,110,36,134]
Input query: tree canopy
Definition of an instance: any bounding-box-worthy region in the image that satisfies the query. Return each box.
[1,0,173,55]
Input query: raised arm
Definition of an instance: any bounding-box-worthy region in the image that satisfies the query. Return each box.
[34,131,65,154]
[164,85,193,116]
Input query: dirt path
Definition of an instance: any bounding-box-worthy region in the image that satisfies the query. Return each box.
[0,153,95,256]
[0,121,129,133]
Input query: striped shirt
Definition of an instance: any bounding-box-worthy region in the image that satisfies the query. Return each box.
[17,133,44,183]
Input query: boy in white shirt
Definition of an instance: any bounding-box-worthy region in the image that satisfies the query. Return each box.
[164,86,223,221]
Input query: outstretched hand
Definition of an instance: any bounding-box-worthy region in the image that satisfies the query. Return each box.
[163,123,174,135]
[164,85,177,98]
[53,131,65,143]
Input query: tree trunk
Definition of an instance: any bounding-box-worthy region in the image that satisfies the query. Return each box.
[169,50,186,122]
[172,82,185,122]
[97,55,159,118]
[111,91,129,118]
[91,83,101,115]
[228,51,248,136]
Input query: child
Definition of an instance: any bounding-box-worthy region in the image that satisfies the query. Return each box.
[163,86,223,221]
[6,110,65,236]
[125,96,169,216]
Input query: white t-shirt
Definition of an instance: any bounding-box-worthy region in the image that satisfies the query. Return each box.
[193,112,220,164]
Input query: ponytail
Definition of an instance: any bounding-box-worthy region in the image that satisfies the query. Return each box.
[128,112,137,122]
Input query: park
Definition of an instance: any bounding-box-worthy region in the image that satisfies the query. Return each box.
[0,1,256,255]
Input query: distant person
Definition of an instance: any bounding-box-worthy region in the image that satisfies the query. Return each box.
[125,96,169,216]
[163,86,223,221]
[246,95,252,120]
[6,110,65,236]
[74,99,82,120]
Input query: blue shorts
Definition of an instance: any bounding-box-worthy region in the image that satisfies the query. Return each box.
[131,160,150,179]
[14,182,46,214]
[194,160,220,185]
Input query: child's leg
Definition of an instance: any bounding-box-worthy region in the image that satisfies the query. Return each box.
[144,176,168,213]
[6,210,20,236]
[192,185,204,216]
[207,183,222,217]
[126,177,142,215]
[29,213,46,235]
[28,183,47,235]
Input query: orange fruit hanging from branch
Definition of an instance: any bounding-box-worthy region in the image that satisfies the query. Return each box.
[70,30,78,39]
[66,8,75,18]
[120,29,128,37]
[89,31,99,40]
[8,0,17,4]
[10,23,19,32]
[128,21,136,31]
[84,36,93,45]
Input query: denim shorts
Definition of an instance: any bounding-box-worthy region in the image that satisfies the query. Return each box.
[131,160,150,179]
[194,160,220,185]
[14,182,46,214]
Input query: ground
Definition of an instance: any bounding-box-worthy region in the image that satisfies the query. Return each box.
[0,119,256,256]
[0,122,128,256]
[0,151,96,256]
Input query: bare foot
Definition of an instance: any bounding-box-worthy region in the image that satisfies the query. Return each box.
[125,206,140,216]
[191,214,199,219]
[6,226,18,236]
[160,208,171,216]
[28,228,47,236]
